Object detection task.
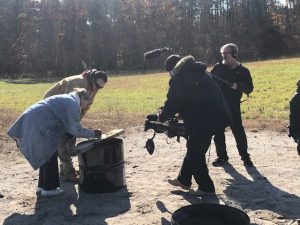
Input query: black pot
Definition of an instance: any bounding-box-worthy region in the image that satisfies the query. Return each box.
[171,203,250,225]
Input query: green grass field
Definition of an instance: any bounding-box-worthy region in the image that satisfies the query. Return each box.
[1,57,299,132]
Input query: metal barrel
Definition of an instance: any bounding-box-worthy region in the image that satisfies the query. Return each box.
[78,138,126,193]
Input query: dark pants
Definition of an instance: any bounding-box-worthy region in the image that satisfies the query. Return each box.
[38,152,60,190]
[213,103,249,161]
[177,135,215,192]
[297,139,300,156]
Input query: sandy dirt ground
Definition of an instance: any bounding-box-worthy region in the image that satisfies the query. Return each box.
[0,126,300,225]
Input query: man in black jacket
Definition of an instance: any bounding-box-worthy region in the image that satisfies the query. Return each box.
[159,54,231,196]
[289,80,300,156]
[211,43,254,167]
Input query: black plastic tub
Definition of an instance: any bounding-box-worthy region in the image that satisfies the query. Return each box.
[171,203,250,225]
[78,138,126,193]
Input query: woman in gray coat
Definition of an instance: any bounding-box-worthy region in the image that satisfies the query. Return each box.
[7,88,101,197]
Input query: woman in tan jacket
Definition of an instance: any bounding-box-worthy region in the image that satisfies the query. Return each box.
[43,69,107,182]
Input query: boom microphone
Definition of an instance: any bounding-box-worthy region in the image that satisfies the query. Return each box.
[144,47,173,60]
[144,49,162,60]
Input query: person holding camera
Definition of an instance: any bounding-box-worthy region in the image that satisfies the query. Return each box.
[43,69,107,182]
[289,80,300,156]
[211,43,254,167]
[159,54,231,196]
[7,89,102,196]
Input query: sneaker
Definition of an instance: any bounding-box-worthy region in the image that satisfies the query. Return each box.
[212,158,228,167]
[168,178,190,190]
[36,187,43,194]
[189,188,216,196]
[41,188,64,197]
[243,158,254,167]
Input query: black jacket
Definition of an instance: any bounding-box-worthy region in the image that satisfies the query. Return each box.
[289,92,300,137]
[159,56,232,137]
[211,62,253,106]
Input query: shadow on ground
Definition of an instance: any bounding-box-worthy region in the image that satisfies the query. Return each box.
[224,165,300,218]
[222,164,300,224]
[3,183,131,225]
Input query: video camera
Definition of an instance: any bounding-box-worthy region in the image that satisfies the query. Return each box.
[144,114,187,155]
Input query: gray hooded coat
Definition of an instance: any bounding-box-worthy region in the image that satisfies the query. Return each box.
[7,92,96,170]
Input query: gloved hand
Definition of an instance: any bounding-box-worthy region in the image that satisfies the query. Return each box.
[94,129,102,138]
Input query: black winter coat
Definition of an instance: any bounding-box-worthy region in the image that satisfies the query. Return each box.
[289,92,300,137]
[211,62,253,106]
[159,57,232,137]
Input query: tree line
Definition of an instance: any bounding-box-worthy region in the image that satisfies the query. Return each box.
[0,0,299,77]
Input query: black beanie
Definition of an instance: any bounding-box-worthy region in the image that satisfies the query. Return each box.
[93,70,107,83]
[165,54,182,71]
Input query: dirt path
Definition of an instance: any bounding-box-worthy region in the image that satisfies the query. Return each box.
[0,127,299,225]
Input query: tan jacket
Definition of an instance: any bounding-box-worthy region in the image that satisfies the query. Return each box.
[43,74,98,117]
